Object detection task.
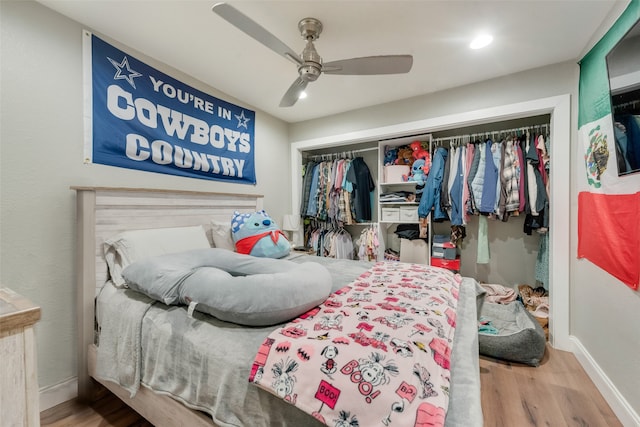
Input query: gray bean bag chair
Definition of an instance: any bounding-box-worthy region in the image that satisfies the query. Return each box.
[478,301,546,366]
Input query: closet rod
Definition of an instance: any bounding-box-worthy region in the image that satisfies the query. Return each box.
[613,99,639,110]
[432,123,550,145]
[306,146,377,160]
[350,147,378,153]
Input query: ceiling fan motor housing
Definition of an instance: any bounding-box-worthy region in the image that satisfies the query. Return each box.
[299,44,322,81]
[298,18,323,82]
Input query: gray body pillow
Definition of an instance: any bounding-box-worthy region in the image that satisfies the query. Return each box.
[122,248,332,326]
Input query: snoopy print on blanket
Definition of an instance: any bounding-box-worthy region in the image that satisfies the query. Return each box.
[249,262,460,427]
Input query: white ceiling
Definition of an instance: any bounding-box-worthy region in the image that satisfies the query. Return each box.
[37,0,626,123]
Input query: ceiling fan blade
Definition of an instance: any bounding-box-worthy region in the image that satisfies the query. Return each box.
[323,55,413,75]
[280,77,308,107]
[212,2,302,65]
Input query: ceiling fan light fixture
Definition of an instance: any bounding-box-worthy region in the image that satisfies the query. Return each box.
[212,2,414,108]
[298,91,307,100]
[470,34,493,50]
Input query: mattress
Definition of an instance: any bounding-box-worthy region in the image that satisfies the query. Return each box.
[96,255,483,427]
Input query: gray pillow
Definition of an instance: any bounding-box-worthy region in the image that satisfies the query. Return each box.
[478,301,546,366]
[122,248,332,326]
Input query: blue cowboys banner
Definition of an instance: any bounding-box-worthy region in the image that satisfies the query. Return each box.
[83,31,256,184]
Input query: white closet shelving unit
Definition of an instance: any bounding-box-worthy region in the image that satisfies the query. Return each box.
[377,134,432,264]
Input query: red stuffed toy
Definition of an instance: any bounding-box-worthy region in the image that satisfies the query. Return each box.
[410,140,429,161]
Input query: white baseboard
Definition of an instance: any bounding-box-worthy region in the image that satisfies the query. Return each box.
[39,377,77,412]
[570,336,640,427]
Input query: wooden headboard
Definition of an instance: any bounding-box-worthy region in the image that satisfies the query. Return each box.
[72,186,264,399]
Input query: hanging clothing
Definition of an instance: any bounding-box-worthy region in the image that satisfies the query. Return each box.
[356,226,380,262]
[305,226,356,260]
[305,163,321,217]
[449,146,465,226]
[300,161,317,216]
[535,233,549,289]
[477,215,490,264]
[346,157,375,222]
[479,139,499,214]
[470,141,486,214]
[418,147,449,220]
[440,147,452,215]
[501,139,520,216]
[614,114,640,170]
[517,136,527,213]
[491,141,502,215]
[462,143,474,224]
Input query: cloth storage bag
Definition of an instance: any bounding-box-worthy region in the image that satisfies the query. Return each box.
[399,238,429,264]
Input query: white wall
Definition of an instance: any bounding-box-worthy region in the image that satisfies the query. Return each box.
[0,0,289,393]
[290,63,640,422]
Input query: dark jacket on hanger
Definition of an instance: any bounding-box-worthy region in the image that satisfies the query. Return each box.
[346,157,375,221]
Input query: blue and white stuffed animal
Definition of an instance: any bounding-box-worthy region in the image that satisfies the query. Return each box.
[384,146,399,166]
[231,210,290,258]
[403,158,428,186]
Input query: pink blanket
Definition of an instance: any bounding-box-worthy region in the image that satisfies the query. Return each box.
[249,262,460,427]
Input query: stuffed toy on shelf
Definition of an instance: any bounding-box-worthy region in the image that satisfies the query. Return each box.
[395,147,414,167]
[403,158,428,185]
[409,140,429,161]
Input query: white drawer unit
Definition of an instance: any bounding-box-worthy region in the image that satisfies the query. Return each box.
[381,207,400,221]
[399,206,418,222]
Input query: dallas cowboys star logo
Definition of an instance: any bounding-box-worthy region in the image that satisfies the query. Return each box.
[235,110,251,129]
[107,56,142,89]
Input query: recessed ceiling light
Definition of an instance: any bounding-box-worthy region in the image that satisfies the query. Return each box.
[298,91,307,100]
[470,34,493,50]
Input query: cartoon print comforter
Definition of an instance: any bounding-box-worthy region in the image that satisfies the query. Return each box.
[249,262,460,427]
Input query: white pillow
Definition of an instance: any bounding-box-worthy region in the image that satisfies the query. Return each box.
[210,219,235,251]
[103,225,211,287]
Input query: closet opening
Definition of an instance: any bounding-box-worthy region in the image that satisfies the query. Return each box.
[290,95,571,351]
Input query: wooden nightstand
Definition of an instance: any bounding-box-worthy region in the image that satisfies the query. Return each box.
[0,288,41,427]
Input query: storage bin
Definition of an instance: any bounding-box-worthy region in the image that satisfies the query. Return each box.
[431,256,461,272]
[381,207,400,221]
[432,246,457,260]
[383,165,410,183]
[400,238,429,264]
[399,206,418,222]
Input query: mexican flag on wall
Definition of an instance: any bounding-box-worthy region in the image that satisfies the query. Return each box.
[578,0,640,290]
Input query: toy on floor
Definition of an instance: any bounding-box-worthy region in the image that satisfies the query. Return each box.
[231,210,290,258]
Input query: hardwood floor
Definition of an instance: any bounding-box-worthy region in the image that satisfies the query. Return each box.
[41,345,621,427]
[480,344,622,427]
[40,388,152,427]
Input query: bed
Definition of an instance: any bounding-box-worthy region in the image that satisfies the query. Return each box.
[73,187,484,427]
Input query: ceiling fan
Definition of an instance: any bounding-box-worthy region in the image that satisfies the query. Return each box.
[211,2,413,107]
